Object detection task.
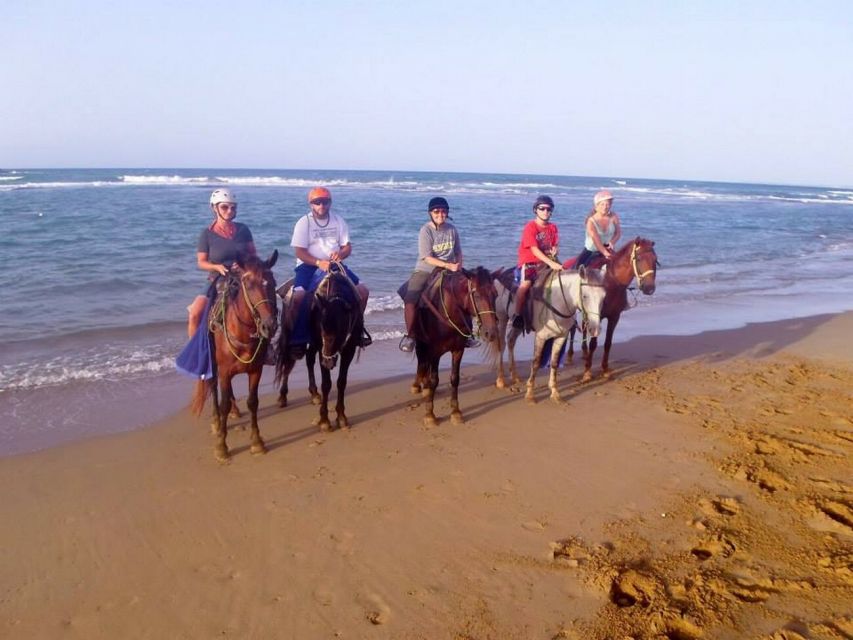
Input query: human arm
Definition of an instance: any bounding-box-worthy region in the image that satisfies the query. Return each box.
[294,246,332,272]
[530,246,562,270]
[197,252,229,277]
[609,215,622,250]
[329,242,352,262]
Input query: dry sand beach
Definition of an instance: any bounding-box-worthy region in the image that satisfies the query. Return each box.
[2,313,851,639]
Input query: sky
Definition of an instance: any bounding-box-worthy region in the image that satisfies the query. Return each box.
[3,0,852,186]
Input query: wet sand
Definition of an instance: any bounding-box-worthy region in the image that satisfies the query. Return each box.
[1,313,851,639]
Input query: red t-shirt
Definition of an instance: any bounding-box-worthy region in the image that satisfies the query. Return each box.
[517,220,559,265]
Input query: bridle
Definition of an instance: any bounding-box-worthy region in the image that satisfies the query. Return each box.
[214,270,276,364]
[428,270,496,339]
[630,242,658,288]
[316,270,361,366]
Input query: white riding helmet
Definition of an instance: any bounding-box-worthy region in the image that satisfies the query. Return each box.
[210,188,237,206]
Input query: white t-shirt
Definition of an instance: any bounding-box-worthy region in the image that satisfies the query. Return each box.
[290,212,351,265]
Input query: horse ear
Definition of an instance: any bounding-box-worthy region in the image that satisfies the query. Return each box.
[578,264,587,279]
[266,249,279,269]
[460,267,472,278]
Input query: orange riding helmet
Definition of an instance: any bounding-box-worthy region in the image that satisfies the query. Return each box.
[308,187,332,203]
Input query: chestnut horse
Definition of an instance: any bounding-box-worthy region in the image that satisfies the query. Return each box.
[275,267,365,432]
[568,237,658,380]
[410,267,499,427]
[190,251,279,462]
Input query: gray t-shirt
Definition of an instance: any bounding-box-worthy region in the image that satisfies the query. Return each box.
[197,223,254,266]
[416,221,462,273]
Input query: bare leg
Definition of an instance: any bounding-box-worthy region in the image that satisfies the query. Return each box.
[187,296,207,338]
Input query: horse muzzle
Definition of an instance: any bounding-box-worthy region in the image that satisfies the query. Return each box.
[640,282,656,295]
[259,317,278,340]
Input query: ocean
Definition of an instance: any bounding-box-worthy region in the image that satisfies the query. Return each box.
[2,168,852,455]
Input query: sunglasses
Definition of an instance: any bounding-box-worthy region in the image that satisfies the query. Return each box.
[310,198,331,206]
[430,208,449,214]
[536,205,553,212]
[217,204,237,211]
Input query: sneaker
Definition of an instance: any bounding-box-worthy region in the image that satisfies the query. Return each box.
[511,314,524,330]
[465,337,480,348]
[399,335,415,352]
[357,328,372,348]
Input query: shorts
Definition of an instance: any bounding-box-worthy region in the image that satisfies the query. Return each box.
[517,263,539,283]
[402,270,431,304]
[294,262,360,291]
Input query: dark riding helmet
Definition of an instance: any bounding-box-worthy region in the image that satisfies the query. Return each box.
[533,195,554,210]
[428,196,449,211]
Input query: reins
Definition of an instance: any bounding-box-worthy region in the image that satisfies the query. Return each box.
[315,263,361,361]
[422,270,495,339]
[211,271,274,365]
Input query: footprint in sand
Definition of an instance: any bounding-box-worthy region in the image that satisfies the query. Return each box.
[690,533,737,561]
[356,592,391,625]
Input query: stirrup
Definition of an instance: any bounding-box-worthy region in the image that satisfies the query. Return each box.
[399,335,415,352]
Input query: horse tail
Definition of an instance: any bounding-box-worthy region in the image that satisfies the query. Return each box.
[190,379,211,416]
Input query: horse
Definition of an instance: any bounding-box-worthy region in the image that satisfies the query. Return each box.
[505,266,607,404]
[410,267,500,427]
[567,237,658,381]
[190,251,279,462]
[275,266,365,432]
[492,268,521,389]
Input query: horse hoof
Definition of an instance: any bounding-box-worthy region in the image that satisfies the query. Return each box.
[278,396,288,408]
[214,446,230,463]
[602,370,612,380]
[337,418,350,430]
[229,405,242,419]
[525,394,537,405]
[250,443,267,456]
[451,412,465,425]
[550,395,566,405]
[311,394,322,406]
[423,416,438,428]
[410,384,422,395]
[318,421,332,432]
[581,371,593,383]
[495,379,506,389]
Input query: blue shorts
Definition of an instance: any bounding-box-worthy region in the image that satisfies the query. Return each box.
[294,263,360,291]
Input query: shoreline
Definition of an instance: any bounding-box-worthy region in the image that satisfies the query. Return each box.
[2,309,851,458]
[2,311,851,638]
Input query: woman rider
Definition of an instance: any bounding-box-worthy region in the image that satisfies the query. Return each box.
[399,196,477,352]
[573,190,622,268]
[186,188,256,337]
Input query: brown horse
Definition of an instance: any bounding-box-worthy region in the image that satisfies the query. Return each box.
[190,251,278,462]
[275,267,365,432]
[410,267,499,427]
[568,237,658,380]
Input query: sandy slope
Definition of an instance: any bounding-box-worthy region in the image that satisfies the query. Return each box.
[1,313,851,639]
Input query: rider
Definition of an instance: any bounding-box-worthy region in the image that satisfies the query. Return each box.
[288,187,371,347]
[187,188,257,337]
[399,197,478,352]
[512,195,562,330]
[573,190,622,268]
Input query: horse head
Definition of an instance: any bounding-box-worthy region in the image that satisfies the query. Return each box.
[461,266,499,344]
[313,270,360,370]
[233,250,279,340]
[576,265,608,338]
[630,237,658,295]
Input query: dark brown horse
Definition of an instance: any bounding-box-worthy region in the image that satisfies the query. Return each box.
[410,267,499,427]
[275,267,365,432]
[190,251,278,462]
[568,237,658,380]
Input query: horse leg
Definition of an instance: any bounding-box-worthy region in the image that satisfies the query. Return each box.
[525,335,545,404]
[582,332,598,383]
[277,356,296,407]
[334,346,355,430]
[495,317,508,389]
[601,314,620,378]
[507,326,521,386]
[246,368,267,455]
[566,325,576,363]
[317,362,333,432]
[423,357,440,428]
[449,349,465,424]
[307,346,321,405]
[548,336,568,403]
[213,374,232,462]
[412,344,427,395]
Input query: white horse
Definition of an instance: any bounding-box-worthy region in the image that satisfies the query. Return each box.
[494,266,607,403]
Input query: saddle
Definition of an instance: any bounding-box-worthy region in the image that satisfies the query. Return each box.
[399,269,475,341]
